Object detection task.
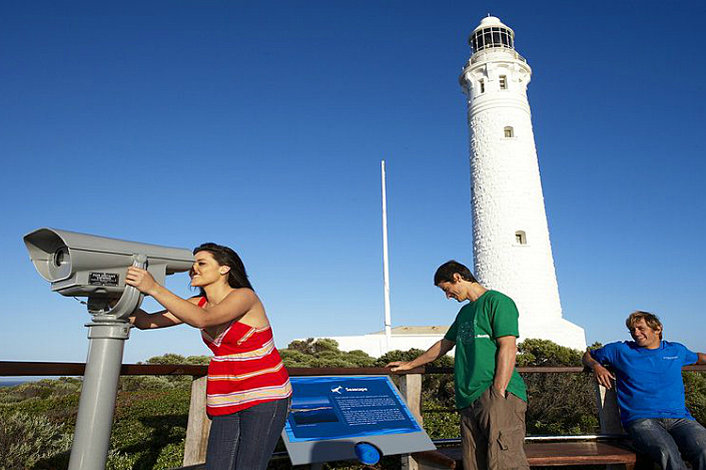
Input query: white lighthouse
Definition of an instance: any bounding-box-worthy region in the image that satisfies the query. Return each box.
[459,16,586,350]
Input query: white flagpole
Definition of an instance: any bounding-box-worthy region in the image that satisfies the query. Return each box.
[381,160,392,353]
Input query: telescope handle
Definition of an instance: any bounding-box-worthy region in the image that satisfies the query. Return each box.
[88,254,146,320]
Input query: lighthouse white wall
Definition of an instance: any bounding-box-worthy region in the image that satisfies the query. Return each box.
[461,20,586,350]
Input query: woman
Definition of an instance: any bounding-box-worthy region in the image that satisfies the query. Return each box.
[127,243,292,470]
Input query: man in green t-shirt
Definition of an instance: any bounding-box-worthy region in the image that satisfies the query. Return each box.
[387,260,529,470]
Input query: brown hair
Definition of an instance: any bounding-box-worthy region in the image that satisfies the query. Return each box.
[625,311,663,339]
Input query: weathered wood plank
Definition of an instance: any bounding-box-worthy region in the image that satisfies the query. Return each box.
[399,373,423,470]
[415,441,637,468]
[183,377,211,466]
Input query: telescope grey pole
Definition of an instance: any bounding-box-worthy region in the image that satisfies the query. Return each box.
[68,254,146,470]
[21,228,194,469]
[68,321,130,470]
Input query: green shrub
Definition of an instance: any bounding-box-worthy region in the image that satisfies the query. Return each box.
[281,339,376,368]
[517,338,583,367]
[287,338,341,355]
[119,375,191,392]
[116,354,210,392]
[109,388,190,469]
[0,378,81,405]
[685,371,706,425]
[0,412,71,469]
[142,353,210,366]
[105,450,140,470]
[1,392,79,428]
[375,348,427,366]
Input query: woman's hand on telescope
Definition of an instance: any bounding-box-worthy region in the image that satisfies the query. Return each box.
[126,266,159,295]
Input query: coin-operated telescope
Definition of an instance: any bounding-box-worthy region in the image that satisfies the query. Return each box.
[24,227,193,315]
[23,228,194,470]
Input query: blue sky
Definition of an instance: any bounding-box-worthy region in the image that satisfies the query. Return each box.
[1,1,704,363]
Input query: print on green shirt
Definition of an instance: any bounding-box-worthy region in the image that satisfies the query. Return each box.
[443,290,527,409]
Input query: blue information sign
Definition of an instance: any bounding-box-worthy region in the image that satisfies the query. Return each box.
[281,376,436,465]
[285,376,422,442]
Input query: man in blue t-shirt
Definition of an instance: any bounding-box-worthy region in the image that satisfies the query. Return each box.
[583,311,706,470]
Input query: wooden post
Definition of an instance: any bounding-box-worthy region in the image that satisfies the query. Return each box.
[398,373,423,470]
[594,382,628,470]
[594,382,624,435]
[183,376,211,466]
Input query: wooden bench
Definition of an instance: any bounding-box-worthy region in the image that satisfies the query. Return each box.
[412,440,638,469]
[404,374,646,470]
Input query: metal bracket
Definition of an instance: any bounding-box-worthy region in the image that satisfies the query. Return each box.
[87,254,146,321]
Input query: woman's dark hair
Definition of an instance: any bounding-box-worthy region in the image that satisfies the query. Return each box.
[193,243,254,295]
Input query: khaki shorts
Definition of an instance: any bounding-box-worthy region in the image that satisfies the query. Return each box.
[460,387,529,470]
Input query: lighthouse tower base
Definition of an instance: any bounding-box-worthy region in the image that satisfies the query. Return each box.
[518,317,586,350]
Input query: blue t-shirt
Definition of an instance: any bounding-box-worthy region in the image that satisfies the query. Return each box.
[591,341,698,425]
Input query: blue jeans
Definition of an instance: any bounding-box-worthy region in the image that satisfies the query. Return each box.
[206,398,290,470]
[626,418,706,470]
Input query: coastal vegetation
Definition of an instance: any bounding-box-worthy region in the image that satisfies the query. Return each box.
[1,340,704,469]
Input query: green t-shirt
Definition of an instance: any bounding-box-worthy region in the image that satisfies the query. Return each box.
[443,290,527,409]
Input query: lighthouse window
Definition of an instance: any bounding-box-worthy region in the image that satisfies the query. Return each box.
[515,231,527,245]
[502,30,513,48]
[504,126,514,138]
[470,27,514,53]
[499,75,507,89]
[479,80,485,93]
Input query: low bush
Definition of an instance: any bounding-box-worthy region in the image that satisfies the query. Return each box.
[0,411,72,469]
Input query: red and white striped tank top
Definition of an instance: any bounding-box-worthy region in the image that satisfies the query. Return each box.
[199,297,292,416]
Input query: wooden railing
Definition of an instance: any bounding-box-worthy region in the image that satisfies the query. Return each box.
[2,361,705,469]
